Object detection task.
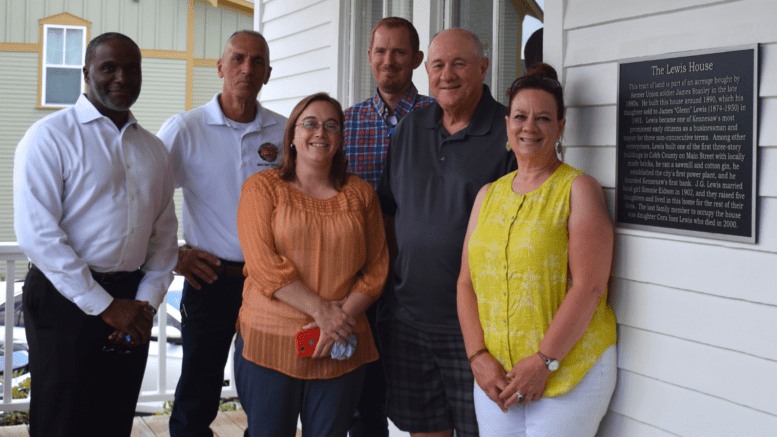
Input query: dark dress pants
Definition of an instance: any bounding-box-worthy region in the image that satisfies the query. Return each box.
[22,266,148,437]
[168,271,244,437]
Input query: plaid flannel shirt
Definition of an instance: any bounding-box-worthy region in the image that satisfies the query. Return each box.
[344,85,434,190]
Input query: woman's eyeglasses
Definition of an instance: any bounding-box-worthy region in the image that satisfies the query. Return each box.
[296,119,341,133]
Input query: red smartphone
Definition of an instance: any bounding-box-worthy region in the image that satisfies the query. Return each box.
[295,328,321,357]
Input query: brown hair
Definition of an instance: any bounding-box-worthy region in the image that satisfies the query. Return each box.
[276,93,347,190]
[369,17,420,55]
[507,63,565,120]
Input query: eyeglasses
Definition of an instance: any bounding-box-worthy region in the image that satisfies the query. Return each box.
[296,119,341,133]
[507,76,562,95]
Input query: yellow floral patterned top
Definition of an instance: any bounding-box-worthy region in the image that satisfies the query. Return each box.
[468,164,616,397]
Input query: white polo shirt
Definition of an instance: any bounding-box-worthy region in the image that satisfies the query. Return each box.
[157,94,287,262]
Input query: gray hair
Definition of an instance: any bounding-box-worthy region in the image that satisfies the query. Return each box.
[222,30,270,59]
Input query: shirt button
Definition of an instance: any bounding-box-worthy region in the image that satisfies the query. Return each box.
[87,307,93,313]
[440,157,445,161]
[126,164,131,169]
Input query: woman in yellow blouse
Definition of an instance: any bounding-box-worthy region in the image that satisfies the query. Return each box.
[235,93,388,436]
[457,64,617,436]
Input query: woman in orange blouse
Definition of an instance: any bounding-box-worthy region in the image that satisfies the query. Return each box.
[235,93,389,437]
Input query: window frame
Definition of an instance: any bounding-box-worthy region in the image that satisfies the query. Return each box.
[37,13,91,109]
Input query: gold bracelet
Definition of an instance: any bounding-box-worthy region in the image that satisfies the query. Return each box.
[468,347,489,363]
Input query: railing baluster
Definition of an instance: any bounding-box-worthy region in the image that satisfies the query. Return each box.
[3,260,15,404]
[0,243,238,413]
[158,297,168,394]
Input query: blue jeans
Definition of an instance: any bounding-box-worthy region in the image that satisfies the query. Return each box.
[235,333,366,437]
[169,270,245,437]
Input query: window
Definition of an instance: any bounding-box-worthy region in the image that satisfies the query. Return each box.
[346,1,416,106]
[38,13,91,108]
[41,25,86,107]
[344,0,543,108]
[450,0,544,106]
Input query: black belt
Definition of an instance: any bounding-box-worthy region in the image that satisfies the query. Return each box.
[29,264,142,285]
[90,269,143,284]
[208,259,245,278]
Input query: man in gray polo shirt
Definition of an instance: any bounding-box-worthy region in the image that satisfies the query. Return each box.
[377,28,515,437]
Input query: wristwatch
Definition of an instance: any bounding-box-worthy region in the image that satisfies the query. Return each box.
[537,351,559,371]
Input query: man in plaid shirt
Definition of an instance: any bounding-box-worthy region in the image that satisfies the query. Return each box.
[343,16,432,437]
[344,17,434,190]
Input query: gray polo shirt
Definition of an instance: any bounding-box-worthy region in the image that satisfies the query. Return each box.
[378,85,516,333]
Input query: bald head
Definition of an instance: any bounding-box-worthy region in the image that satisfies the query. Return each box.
[429,28,484,60]
[425,28,489,114]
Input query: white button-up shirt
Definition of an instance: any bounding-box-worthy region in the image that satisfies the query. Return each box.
[14,94,178,315]
[157,94,286,261]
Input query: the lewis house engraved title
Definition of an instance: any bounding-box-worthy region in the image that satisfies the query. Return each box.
[617,48,756,242]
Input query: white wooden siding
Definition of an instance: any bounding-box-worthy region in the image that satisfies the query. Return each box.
[549,1,777,435]
[259,0,342,117]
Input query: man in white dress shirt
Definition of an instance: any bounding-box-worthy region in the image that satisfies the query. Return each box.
[13,33,178,437]
[157,30,286,437]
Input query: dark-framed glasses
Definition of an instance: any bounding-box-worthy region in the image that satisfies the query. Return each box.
[507,76,562,95]
[296,119,341,133]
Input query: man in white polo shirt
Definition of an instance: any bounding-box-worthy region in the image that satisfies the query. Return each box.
[157,30,286,436]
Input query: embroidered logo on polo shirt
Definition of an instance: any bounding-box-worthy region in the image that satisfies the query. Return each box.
[258,143,278,162]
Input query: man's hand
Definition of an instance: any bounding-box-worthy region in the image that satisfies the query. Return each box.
[100,299,154,345]
[175,245,220,290]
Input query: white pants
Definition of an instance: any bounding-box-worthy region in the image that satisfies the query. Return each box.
[473,345,617,437]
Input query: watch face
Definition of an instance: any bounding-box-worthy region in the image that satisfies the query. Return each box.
[548,360,560,371]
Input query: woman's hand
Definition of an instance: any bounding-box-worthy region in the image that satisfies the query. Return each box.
[301,318,338,359]
[500,354,551,407]
[310,298,355,353]
[471,352,511,412]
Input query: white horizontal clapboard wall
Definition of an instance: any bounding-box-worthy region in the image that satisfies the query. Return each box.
[259,0,345,117]
[545,0,777,436]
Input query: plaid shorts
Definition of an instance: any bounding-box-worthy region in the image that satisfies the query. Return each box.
[377,315,479,437]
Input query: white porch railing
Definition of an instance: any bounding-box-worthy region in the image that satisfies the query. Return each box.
[0,242,237,412]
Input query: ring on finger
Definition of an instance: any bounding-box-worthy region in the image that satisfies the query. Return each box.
[515,392,525,402]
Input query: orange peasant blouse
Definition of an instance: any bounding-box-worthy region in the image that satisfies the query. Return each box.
[236,169,389,379]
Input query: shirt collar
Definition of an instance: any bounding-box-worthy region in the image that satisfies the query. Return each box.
[203,93,279,131]
[370,83,422,123]
[74,94,138,127]
[421,84,501,136]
